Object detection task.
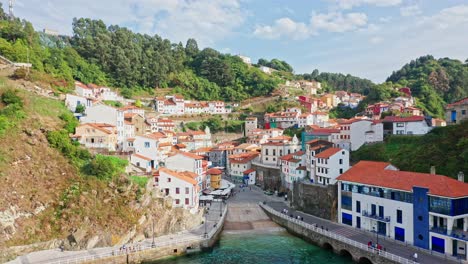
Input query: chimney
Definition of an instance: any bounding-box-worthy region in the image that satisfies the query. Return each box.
[458,171,465,182]
[430,166,436,175]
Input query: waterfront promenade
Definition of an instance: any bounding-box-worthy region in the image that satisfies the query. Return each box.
[227,183,458,264]
[266,201,459,264]
[7,201,226,264]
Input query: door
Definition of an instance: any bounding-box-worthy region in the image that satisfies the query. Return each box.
[379,206,384,218]
[371,204,376,216]
[378,222,386,236]
[356,217,361,229]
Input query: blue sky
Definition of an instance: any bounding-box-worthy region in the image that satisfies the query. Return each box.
[8,0,468,82]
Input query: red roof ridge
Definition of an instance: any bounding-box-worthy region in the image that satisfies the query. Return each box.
[315,148,343,159]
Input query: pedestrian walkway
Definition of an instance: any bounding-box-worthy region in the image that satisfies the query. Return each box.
[267,201,458,264]
[8,202,226,264]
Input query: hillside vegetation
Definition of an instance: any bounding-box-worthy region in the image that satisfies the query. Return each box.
[0,76,201,262]
[352,121,468,179]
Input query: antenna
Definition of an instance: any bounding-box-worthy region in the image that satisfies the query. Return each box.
[9,0,14,19]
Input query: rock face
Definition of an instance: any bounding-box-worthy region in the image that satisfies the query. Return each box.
[291,181,338,222]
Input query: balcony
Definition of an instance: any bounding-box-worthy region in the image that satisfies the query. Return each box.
[361,210,391,222]
[430,227,468,241]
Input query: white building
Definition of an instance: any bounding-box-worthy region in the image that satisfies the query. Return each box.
[304,139,334,182]
[280,150,306,190]
[298,113,314,128]
[65,94,94,113]
[381,116,432,135]
[80,104,125,148]
[237,55,252,65]
[165,152,206,191]
[335,119,384,151]
[229,152,260,183]
[75,81,94,98]
[260,135,300,168]
[337,161,468,260]
[157,168,199,209]
[314,147,349,185]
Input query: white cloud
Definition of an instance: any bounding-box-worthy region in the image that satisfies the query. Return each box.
[420,4,468,30]
[379,16,392,23]
[369,36,383,44]
[311,12,368,33]
[332,0,402,10]
[254,17,310,40]
[400,5,422,17]
[14,0,246,47]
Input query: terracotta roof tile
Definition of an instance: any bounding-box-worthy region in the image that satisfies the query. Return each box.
[207,168,223,175]
[337,161,468,198]
[159,168,198,185]
[315,148,343,159]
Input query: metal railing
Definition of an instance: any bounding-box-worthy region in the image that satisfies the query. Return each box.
[260,203,417,264]
[362,210,391,222]
[45,205,228,264]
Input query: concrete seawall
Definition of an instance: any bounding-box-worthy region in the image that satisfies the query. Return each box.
[260,203,415,264]
[80,206,227,264]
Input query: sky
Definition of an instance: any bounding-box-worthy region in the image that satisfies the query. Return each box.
[6,0,468,83]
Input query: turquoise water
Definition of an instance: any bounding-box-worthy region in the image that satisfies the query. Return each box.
[148,231,353,264]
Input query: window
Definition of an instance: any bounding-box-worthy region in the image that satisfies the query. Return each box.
[396,122,404,127]
[340,168,343,174]
[185,187,189,194]
[175,199,180,204]
[356,201,361,213]
[339,159,343,164]
[342,213,352,226]
[462,110,466,115]
[144,142,150,148]
[185,198,189,205]
[273,149,276,156]
[176,188,180,194]
[265,149,269,155]
[167,178,171,182]
[397,209,403,224]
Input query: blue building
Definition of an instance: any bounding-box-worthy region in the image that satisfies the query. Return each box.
[337,161,468,260]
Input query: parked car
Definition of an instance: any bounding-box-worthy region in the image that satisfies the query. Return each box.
[264,190,274,196]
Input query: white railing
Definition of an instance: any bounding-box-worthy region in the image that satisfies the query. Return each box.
[46,206,228,264]
[260,203,418,264]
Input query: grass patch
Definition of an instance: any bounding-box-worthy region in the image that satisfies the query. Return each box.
[130,175,149,189]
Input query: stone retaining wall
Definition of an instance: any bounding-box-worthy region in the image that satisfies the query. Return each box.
[291,181,338,222]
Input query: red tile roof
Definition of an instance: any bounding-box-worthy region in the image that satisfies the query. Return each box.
[206,168,223,175]
[382,116,424,123]
[159,168,198,185]
[337,161,468,198]
[243,169,255,174]
[315,148,343,159]
[178,151,204,160]
[133,153,152,161]
[447,97,468,108]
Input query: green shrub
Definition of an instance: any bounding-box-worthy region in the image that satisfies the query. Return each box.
[1,89,23,107]
[83,155,128,180]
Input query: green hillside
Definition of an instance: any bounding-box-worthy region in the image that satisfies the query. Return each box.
[386,55,468,117]
[352,121,468,179]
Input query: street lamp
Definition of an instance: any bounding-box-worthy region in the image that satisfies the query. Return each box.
[373,226,379,246]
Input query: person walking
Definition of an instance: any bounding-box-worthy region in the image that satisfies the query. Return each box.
[413,252,418,262]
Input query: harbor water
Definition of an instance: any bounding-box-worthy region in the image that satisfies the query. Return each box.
[148,231,353,264]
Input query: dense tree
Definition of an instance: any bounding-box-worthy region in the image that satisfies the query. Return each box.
[257,58,293,72]
[298,70,375,95]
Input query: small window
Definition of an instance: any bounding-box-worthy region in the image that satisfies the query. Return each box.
[175,199,180,205]
[397,209,403,224]
[144,142,150,148]
[340,168,343,174]
[185,187,189,194]
[185,198,189,205]
[176,188,180,194]
[339,159,343,164]
[168,178,171,182]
